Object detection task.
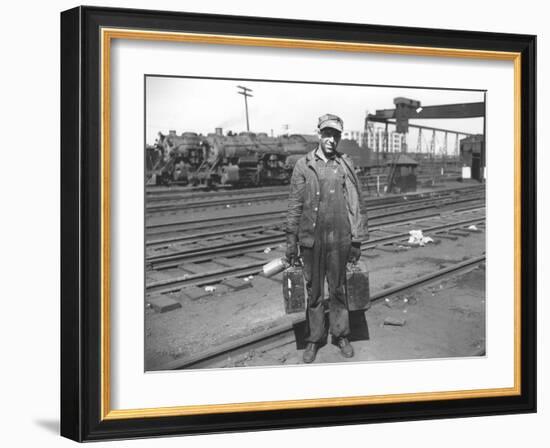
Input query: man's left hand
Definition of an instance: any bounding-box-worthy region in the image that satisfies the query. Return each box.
[349,242,361,264]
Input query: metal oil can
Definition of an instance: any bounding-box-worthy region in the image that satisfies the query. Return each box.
[346,260,371,311]
[282,265,306,314]
[262,257,288,278]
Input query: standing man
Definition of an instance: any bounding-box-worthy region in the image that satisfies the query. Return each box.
[286,113,366,364]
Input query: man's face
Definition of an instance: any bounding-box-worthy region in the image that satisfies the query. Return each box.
[319,127,342,156]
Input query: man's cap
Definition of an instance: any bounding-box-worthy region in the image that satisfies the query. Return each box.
[318,113,343,132]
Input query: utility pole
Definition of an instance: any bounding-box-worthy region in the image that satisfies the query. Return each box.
[237,85,253,132]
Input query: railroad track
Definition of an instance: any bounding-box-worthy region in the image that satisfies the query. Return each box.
[146,190,290,213]
[146,184,285,202]
[145,166,463,201]
[146,187,485,237]
[146,209,485,294]
[145,184,484,215]
[145,191,485,246]
[145,197,485,263]
[158,254,485,370]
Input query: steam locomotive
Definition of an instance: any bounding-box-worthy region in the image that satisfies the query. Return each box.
[146,131,206,185]
[147,130,362,187]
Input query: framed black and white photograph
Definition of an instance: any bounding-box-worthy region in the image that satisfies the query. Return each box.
[60,5,536,442]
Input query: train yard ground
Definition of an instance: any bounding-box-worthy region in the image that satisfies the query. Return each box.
[144,179,486,371]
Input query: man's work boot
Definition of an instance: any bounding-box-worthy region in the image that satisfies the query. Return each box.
[303,342,319,363]
[337,337,354,358]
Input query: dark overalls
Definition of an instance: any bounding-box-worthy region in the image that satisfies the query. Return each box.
[301,154,351,343]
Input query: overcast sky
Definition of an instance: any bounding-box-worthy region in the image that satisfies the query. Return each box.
[145,76,485,148]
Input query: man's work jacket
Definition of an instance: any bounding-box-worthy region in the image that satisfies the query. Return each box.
[286,148,367,248]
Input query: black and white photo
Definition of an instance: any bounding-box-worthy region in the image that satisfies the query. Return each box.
[144,76,487,371]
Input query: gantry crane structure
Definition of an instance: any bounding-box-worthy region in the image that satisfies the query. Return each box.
[365,97,484,156]
[364,97,485,190]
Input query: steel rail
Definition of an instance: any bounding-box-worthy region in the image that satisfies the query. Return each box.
[158,254,486,370]
[146,215,485,293]
[147,191,290,212]
[146,185,285,201]
[147,210,471,266]
[145,181,480,201]
[145,184,484,215]
[145,193,485,245]
[146,201,485,264]
[145,190,484,236]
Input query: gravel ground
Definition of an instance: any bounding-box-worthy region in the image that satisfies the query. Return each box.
[145,227,486,371]
[211,265,486,368]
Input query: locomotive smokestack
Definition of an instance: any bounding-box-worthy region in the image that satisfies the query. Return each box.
[215,127,223,136]
[169,130,176,136]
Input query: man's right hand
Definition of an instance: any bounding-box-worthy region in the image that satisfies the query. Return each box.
[285,233,298,266]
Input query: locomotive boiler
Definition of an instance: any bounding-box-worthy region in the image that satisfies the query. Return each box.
[189,132,320,187]
[191,132,311,186]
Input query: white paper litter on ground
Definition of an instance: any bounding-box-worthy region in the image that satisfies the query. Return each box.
[204,286,216,292]
[468,225,478,231]
[408,229,434,246]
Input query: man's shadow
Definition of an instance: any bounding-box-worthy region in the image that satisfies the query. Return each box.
[293,310,369,350]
